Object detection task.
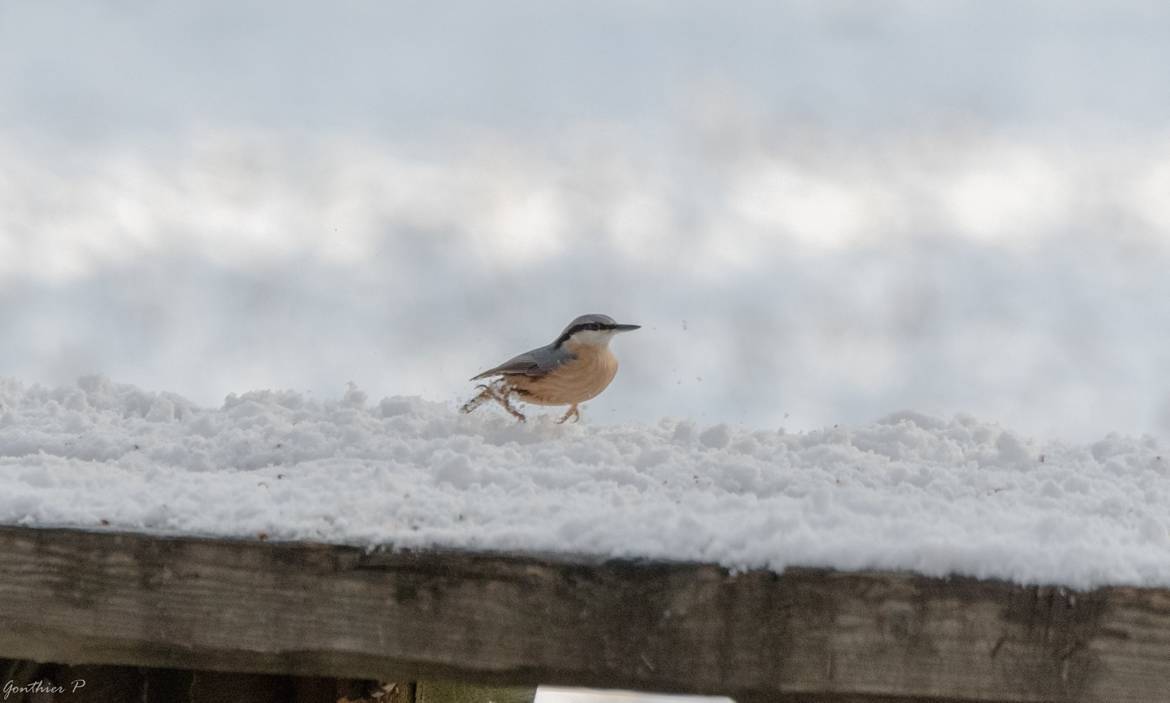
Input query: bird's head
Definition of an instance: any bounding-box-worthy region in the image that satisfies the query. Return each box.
[553,313,640,349]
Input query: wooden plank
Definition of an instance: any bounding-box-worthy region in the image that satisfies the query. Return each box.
[0,526,1167,702]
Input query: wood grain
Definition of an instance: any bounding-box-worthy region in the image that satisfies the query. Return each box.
[0,525,1168,702]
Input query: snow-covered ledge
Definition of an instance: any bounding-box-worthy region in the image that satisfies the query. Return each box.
[2,377,1170,700]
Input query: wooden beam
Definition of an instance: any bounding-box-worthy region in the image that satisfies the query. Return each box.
[0,526,1167,702]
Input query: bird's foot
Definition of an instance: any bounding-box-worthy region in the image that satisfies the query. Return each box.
[459,384,496,414]
[464,382,526,422]
[498,391,527,423]
[555,404,580,424]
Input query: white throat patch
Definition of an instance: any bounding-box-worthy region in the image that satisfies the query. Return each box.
[568,329,616,347]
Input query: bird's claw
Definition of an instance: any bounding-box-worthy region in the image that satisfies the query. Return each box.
[462,382,526,423]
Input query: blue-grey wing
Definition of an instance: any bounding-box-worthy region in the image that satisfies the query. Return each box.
[470,345,575,381]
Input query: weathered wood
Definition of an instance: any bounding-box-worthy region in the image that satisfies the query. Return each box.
[0,526,1168,702]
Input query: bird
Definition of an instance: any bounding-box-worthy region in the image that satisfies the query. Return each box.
[460,313,640,423]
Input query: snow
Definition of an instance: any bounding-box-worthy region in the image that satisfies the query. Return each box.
[1,375,1167,590]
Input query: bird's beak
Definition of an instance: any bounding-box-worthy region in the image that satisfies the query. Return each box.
[613,323,641,332]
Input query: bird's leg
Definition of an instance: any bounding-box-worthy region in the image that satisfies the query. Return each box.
[460,384,496,414]
[555,403,580,424]
[463,382,527,422]
[496,387,527,423]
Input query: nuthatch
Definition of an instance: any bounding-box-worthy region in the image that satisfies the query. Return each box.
[460,313,640,423]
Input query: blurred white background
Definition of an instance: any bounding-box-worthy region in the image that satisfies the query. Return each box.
[3,1,1170,439]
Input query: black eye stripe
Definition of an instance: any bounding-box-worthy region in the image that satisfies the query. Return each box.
[554,320,615,347]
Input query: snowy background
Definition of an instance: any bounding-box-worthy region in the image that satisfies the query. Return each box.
[3,1,1170,440]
